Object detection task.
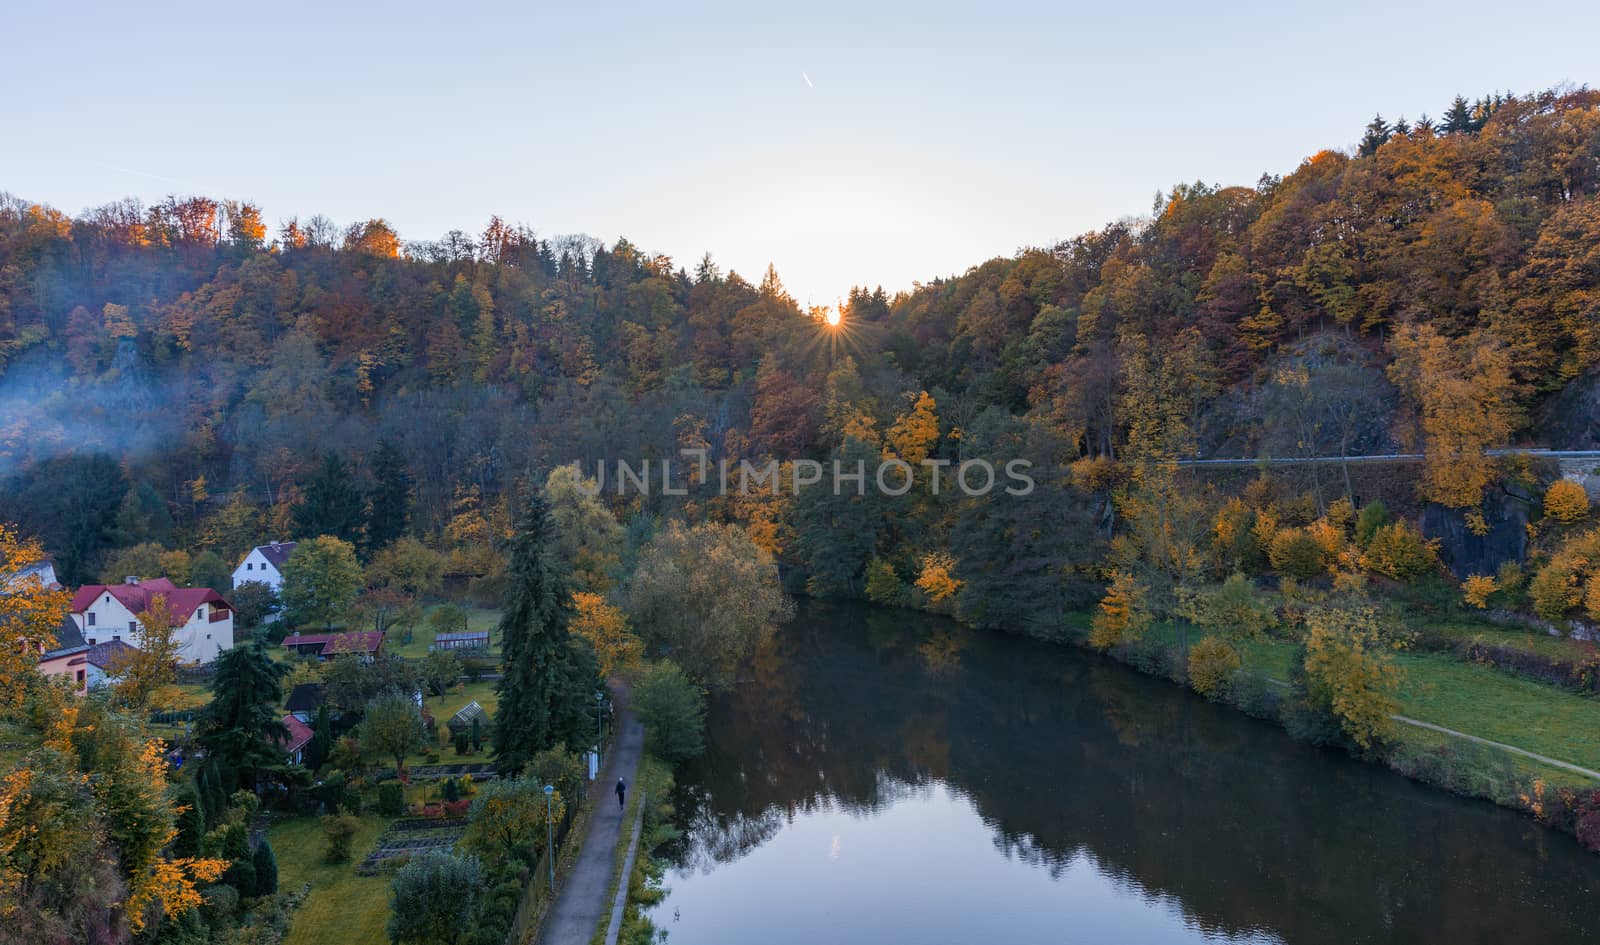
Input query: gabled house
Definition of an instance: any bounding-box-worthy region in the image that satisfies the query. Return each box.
[280,714,315,765]
[70,577,235,664]
[37,615,90,695]
[232,541,297,592]
[281,630,385,663]
[3,558,60,590]
[84,639,137,688]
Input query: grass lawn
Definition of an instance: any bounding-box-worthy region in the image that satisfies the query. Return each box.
[1412,614,1600,661]
[270,814,393,945]
[383,606,502,660]
[402,679,502,770]
[1137,618,1600,784]
[1393,651,1600,774]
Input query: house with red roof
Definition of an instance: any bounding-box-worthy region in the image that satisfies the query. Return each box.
[280,714,316,765]
[282,629,385,662]
[70,576,235,664]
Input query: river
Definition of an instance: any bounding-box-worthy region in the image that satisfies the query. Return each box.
[646,600,1600,944]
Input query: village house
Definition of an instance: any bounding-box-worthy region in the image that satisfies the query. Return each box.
[281,629,385,662]
[3,558,60,590]
[36,615,90,695]
[279,714,315,765]
[69,577,236,664]
[231,541,297,592]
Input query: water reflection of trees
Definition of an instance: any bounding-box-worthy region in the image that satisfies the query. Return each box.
[668,599,1600,945]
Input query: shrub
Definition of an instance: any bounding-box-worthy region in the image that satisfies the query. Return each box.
[442,777,460,803]
[1090,569,1150,650]
[454,731,470,755]
[1544,479,1590,523]
[1187,637,1240,698]
[1268,528,1329,579]
[528,747,586,808]
[863,558,908,606]
[377,780,405,817]
[1460,574,1497,609]
[387,851,483,945]
[322,814,361,864]
[632,661,707,765]
[1529,558,1580,621]
[1361,522,1437,582]
[1197,573,1276,640]
[1354,500,1390,548]
[253,839,279,896]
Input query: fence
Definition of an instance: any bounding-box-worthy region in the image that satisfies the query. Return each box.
[504,803,576,945]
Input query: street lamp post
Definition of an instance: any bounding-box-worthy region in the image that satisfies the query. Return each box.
[595,691,605,756]
[543,784,556,893]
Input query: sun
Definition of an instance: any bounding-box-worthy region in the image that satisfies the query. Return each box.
[824,307,842,327]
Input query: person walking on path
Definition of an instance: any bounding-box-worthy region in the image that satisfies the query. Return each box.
[615,778,626,809]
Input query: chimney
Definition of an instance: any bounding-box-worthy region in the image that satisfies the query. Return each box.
[124,576,140,585]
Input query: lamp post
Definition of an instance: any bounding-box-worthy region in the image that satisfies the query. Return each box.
[595,691,605,755]
[543,784,556,893]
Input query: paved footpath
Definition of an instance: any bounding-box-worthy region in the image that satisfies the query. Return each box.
[537,711,645,945]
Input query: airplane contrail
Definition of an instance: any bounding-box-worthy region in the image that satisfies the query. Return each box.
[802,71,814,88]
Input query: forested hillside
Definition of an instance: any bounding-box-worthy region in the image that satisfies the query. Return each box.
[2,87,1599,636]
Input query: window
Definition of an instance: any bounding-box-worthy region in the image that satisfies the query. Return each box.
[76,670,84,684]
[113,634,121,641]
[87,612,96,627]
[128,621,137,633]
[247,562,253,570]
[206,633,212,640]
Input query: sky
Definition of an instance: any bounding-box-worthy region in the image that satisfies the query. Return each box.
[3,1,1598,306]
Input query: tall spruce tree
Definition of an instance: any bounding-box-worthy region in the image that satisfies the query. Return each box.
[294,452,365,546]
[1441,95,1474,134]
[492,494,598,774]
[199,637,289,791]
[366,439,412,552]
[1356,114,1391,157]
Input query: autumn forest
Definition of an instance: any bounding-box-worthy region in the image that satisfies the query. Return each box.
[5,84,1600,944]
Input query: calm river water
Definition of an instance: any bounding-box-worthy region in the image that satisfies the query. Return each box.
[647,600,1600,944]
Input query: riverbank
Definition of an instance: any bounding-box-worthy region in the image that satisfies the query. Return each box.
[1047,608,1600,848]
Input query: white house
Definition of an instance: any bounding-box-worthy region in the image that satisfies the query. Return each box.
[3,558,59,590]
[69,577,235,664]
[232,541,298,592]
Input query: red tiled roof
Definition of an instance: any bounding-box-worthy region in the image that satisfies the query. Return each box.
[280,714,315,754]
[322,631,384,655]
[70,580,232,623]
[281,631,384,656]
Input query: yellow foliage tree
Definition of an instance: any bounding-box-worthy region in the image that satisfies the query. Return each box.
[570,592,643,678]
[1302,605,1401,749]
[1360,522,1438,582]
[1386,323,1515,508]
[886,391,940,465]
[1090,569,1150,650]
[1188,636,1241,697]
[0,525,70,708]
[914,552,964,604]
[1461,574,1498,609]
[113,595,186,711]
[1543,479,1590,523]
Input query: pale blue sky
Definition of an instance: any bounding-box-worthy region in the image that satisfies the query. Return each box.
[3,1,1596,303]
